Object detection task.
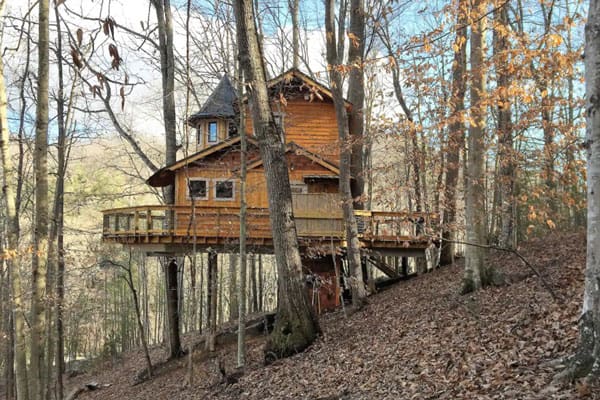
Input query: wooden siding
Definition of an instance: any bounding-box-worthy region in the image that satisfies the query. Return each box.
[175,151,339,209]
[244,98,340,162]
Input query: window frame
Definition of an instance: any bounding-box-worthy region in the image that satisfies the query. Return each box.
[207,121,218,143]
[187,178,209,201]
[213,179,235,201]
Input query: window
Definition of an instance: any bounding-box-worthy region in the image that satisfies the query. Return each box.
[214,180,234,200]
[228,121,237,137]
[207,121,218,143]
[188,179,208,200]
[290,183,307,194]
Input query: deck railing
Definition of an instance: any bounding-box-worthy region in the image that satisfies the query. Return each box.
[102,194,437,243]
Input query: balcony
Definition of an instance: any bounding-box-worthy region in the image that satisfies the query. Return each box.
[101,194,437,252]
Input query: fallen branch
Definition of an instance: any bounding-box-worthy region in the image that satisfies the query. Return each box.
[66,382,108,400]
[436,236,561,301]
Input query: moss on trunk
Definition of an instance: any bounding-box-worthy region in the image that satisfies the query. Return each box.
[555,311,597,383]
[264,308,319,364]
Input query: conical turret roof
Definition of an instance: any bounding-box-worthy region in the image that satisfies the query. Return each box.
[188,75,237,124]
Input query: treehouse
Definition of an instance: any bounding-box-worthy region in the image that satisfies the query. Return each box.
[102,69,438,312]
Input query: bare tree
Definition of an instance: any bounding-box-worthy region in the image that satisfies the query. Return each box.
[556,0,600,383]
[462,0,491,293]
[30,0,50,398]
[493,0,515,248]
[0,3,29,398]
[233,0,319,361]
[440,0,468,266]
[151,0,183,359]
[325,0,367,307]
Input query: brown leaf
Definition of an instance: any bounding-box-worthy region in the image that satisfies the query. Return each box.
[108,17,116,40]
[103,19,109,36]
[96,73,105,90]
[76,28,83,47]
[70,47,83,69]
[278,92,287,107]
[120,86,125,110]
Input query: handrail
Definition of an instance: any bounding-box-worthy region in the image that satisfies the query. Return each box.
[102,204,438,242]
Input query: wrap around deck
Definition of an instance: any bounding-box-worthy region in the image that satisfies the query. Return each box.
[102,195,437,253]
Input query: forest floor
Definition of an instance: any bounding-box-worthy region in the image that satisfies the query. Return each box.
[69,230,597,399]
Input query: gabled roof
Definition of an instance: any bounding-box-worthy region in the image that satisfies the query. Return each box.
[267,68,352,107]
[245,142,340,175]
[188,75,237,125]
[146,135,258,187]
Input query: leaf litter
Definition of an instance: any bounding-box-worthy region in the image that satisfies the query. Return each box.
[70,231,596,400]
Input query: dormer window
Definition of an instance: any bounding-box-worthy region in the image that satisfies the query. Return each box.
[207,121,218,143]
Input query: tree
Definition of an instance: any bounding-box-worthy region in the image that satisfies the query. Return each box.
[237,68,248,368]
[233,0,320,361]
[347,0,366,206]
[150,0,183,359]
[51,4,69,398]
[30,0,50,398]
[0,3,29,398]
[493,0,515,248]
[325,0,368,308]
[462,0,491,293]
[439,0,468,266]
[556,0,600,382]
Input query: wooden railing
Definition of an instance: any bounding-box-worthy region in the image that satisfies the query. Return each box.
[102,194,437,243]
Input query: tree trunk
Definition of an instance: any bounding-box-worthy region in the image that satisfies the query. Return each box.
[228,254,239,321]
[165,259,183,358]
[206,251,218,352]
[237,70,248,367]
[325,0,367,308]
[462,0,491,294]
[440,0,467,266]
[258,255,263,311]
[289,0,300,69]
[494,1,515,248]
[250,254,258,313]
[557,0,600,381]
[347,0,365,208]
[1,27,28,400]
[233,0,319,362]
[152,0,183,359]
[31,0,50,398]
[125,260,153,379]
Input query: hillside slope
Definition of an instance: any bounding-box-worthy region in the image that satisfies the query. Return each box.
[72,231,593,400]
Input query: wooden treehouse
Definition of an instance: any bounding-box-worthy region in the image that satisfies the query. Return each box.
[102,69,438,313]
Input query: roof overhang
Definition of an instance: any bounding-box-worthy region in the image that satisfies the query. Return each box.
[146,135,258,187]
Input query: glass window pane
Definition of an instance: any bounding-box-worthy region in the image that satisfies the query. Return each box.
[189,180,207,199]
[208,122,218,142]
[215,181,234,199]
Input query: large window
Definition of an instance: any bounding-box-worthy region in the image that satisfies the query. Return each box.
[214,180,234,200]
[188,179,208,200]
[207,121,218,143]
